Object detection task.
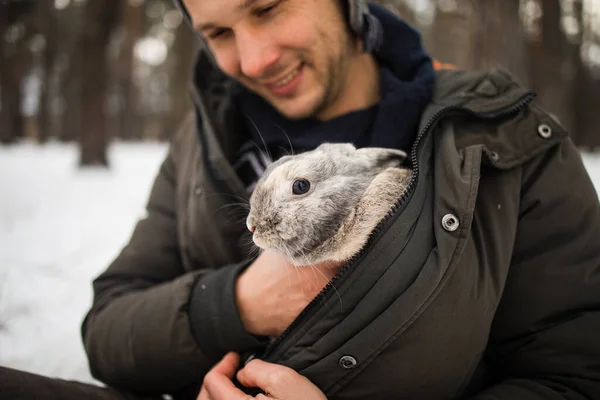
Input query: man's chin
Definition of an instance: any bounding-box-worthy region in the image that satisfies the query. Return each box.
[243,78,324,119]
[267,96,323,120]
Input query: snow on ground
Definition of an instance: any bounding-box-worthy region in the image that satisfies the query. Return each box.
[0,141,599,385]
[0,141,168,384]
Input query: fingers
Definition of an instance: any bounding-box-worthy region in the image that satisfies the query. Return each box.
[211,352,240,377]
[198,353,250,400]
[201,356,326,400]
[236,359,298,398]
[203,369,250,400]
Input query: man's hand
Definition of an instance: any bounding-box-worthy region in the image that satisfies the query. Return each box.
[197,352,327,400]
[236,250,345,337]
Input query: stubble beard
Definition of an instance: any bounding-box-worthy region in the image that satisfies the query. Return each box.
[310,26,357,120]
[242,26,357,120]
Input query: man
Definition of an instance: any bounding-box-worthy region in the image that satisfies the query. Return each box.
[1,1,599,399]
[81,0,600,398]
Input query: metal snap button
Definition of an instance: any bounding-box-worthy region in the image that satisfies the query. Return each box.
[442,214,460,232]
[489,151,499,162]
[194,186,203,196]
[538,124,552,138]
[339,355,357,370]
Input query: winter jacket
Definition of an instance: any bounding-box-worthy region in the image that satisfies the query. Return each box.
[81,47,600,400]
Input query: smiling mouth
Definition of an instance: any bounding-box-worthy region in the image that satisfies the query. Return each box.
[264,63,303,88]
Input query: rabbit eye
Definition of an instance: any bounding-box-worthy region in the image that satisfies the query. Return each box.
[292,179,310,195]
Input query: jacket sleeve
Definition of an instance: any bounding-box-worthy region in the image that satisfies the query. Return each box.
[81,115,262,397]
[469,136,600,399]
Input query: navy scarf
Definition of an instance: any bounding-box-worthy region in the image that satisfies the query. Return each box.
[235,4,435,188]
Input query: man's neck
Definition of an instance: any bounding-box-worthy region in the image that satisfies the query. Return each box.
[317,50,381,121]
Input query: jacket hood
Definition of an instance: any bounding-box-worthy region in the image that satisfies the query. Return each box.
[172,0,539,172]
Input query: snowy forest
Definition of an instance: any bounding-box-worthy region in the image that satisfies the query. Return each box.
[1,0,600,386]
[1,0,600,166]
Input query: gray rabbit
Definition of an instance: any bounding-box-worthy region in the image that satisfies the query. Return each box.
[246,143,412,266]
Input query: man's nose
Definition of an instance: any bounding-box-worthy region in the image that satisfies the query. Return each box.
[236,30,280,79]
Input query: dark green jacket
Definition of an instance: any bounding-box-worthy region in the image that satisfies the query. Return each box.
[81,49,600,399]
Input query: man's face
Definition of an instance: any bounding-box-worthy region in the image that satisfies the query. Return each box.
[183,0,357,120]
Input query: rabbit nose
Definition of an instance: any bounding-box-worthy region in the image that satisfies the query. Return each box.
[249,225,256,233]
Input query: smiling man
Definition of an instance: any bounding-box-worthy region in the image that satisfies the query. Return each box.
[1,1,600,400]
[187,0,380,121]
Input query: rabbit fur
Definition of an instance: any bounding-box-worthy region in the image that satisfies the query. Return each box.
[246,143,412,266]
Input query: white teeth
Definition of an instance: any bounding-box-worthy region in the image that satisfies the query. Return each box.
[272,66,300,87]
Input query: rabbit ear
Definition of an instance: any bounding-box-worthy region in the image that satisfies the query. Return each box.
[355,147,408,168]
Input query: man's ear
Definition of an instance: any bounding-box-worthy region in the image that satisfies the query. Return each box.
[355,147,408,168]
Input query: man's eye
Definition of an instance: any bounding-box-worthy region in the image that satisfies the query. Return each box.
[208,29,228,40]
[256,1,279,17]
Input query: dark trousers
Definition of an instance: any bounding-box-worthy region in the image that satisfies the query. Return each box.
[0,366,162,400]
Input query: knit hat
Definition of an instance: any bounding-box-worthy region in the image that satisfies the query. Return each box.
[173,0,383,53]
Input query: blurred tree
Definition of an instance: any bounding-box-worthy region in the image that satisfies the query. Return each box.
[469,0,530,86]
[79,0,119,166]
[574,0,600,149]
[35,0,57,143]
[0,0,35,144]
[0,4,16,144]
[163,17,197,140]
[118,0,144,140]
[530,0,575,132]
[59,2,84,143]
[371,0,417,26]
[431,0,472,68]
[1,0,599,148]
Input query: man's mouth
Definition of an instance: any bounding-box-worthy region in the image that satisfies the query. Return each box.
[264,63,304,96]
[270,64,302,86]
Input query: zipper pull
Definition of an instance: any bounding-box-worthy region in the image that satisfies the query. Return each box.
[244,352,257,366]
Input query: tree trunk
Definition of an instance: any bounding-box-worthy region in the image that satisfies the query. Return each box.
[117,0,143,140]
[0,12,19,144]
[530,0,575,132]
[78,1,118,166]
[432,0,472,68]
[469,0,530,87]
[36,0,58,143]
[0,63,23,144]
[572,0,600,149]
[163,22,197,140]
[0,4,33,144]
[58,2,84,143]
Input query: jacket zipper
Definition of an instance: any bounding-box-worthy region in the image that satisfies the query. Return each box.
[254,91,537,364]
